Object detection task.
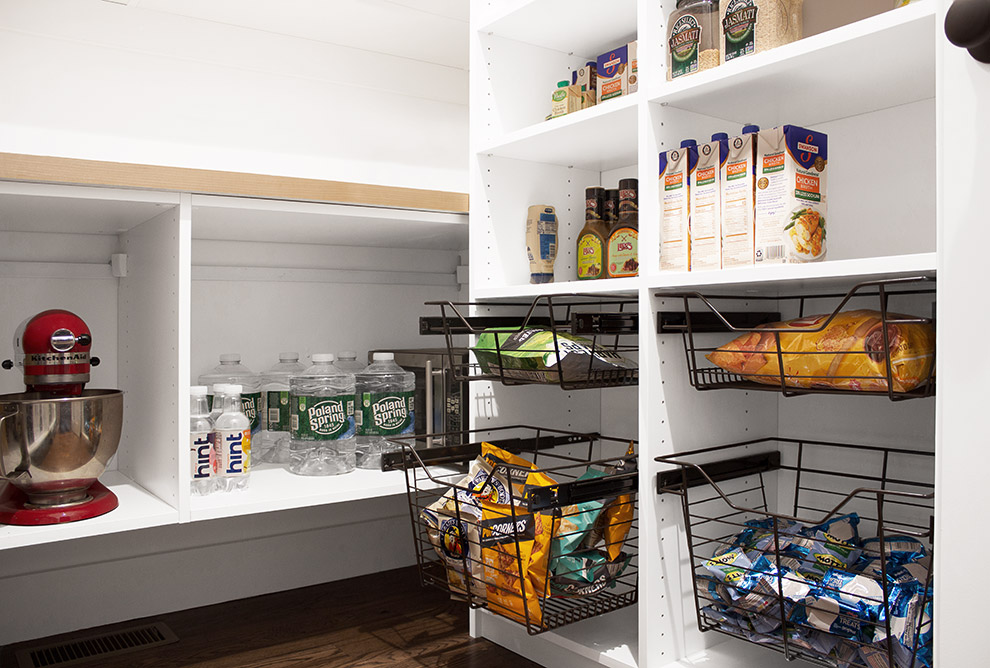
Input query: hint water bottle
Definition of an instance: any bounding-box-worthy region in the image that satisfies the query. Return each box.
[258,352,306,464]
[355,352,415,469]
[335,351,366,374]
[190,385,216,496]
[209,384,228,424]
[216,384,252,491]
[198,354,262,441]
[288,353,356,476]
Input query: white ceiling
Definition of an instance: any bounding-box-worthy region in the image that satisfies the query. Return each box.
[129,0,468,70]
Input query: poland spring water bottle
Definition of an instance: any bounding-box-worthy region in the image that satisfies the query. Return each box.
[289,353,356,476]
[334,351,366,374]
[198,354,262,441]
[355,352,415,469]
[190,385,216,496]
[258,352,306,464]
[216,384,251,491]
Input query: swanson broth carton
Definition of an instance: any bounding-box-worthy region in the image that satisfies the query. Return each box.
[755,125,828,264]
[597,41,637,102]
[690,133,729,271]
[721,125,759,268]
[660,140,699,272]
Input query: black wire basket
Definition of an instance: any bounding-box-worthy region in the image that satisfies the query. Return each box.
[389,425,639,634]
[656,276,936,401]
[656,438,934,668]
[421,296,638,391]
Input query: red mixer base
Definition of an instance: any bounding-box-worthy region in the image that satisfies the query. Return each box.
[0,481,119,525]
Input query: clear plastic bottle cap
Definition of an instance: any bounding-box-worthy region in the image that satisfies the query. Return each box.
[338,350,357,360]
[312,353,335,363]
[373,352,394,361]
[190,385,207,395]
[743,124,760,134]
[227,384,243,394]
[219,353,241,363]
[279,352,299,361]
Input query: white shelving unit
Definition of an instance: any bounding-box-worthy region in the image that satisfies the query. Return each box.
[467,0,965,666]
[0,181,469,551]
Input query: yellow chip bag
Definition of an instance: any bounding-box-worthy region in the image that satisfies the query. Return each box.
[480,498,551,626]
[482,441,558,504]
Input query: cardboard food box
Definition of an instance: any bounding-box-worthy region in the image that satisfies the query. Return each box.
[576,63,598,109]
[550,84,585,119]
[720,131,758,268]
[597,41,637,102]
[690,136,727,271]
[660,144,698,272]
[755,125,828,264]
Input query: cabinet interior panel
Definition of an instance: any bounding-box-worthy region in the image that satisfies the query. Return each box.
[479,0,636,57]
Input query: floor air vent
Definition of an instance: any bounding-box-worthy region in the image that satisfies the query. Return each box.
[15,621,178,668]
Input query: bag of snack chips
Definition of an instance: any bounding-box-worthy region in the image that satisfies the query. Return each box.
[706,310,935,393]
[548,549,631,598]
[473,327,638,385]
[481,441,558,502]
[479,497,551,625]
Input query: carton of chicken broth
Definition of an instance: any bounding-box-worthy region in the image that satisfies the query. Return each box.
[690,137,727,271]
[755,126,828,264]
[660,144,697,272]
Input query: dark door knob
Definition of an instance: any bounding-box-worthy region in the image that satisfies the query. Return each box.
[945,0,990,63]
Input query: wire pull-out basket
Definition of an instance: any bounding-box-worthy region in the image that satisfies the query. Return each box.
[421,296,638,391]
[656,438,934,668]
[389,425,638,634]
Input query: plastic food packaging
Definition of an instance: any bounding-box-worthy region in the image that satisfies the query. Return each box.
[706,309,935,392]
[472,328,638,385]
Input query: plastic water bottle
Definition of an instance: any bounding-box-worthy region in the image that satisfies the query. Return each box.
[216,384,251,491]
[335,351,366,374]
[198,354,262,441]
[355,352,415,470]
[258,352,307,464]
[190,385,216,496]
[209,384,228,424]
[288,353,356,476]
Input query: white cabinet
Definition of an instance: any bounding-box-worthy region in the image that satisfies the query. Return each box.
[0,182,468,548]
[466,0,970,666]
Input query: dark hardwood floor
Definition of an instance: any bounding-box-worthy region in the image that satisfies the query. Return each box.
[1,566,543,668]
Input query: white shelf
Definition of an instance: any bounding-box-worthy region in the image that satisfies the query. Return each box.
[477,0,636,58]
[647,252,936,293]
[0,471,178,551]
[478,95,639,171]
[649,3,936,127]
[474,276,641,300]
[189,464,426,522]
[191,194,468,250]
[0,182,180,235]
[479,605,638,668]
[671,637,803,668]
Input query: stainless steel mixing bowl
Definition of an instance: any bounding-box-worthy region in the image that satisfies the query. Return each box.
[0,389,123,507]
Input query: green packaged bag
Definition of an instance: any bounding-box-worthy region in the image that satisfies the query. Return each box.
[472,328,637,384]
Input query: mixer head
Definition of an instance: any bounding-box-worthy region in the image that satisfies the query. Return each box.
[1,309,101,396]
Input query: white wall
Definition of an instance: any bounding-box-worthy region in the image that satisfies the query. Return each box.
[0,0,469,193]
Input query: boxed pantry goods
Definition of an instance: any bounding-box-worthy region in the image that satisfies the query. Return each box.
[690,133,728,271]
[597,41,638,102]
[399,427,639,633]
[755,124,828,264]
[721,125,759,268]
[660,140,698,272]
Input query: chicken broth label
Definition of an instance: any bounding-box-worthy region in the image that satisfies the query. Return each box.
[691,140,724,271]
[721,133,757,267]
[722,0,758,62]
[357,391,414,436]
[755,125,828,264]
[660,146,697,272]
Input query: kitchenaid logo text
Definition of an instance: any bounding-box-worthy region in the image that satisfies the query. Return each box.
[25,352,89,365]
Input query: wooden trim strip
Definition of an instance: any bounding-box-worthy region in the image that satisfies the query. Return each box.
[0,152,469,213]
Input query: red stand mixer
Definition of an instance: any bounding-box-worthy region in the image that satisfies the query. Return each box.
[0,310,123,525]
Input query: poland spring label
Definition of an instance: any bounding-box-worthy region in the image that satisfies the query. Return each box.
[357,391,415,436]
[241,392,262,435]
[291,395,355,441]
[266,390,291,431]
[722,0,758,61]
[669,15,702,79]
